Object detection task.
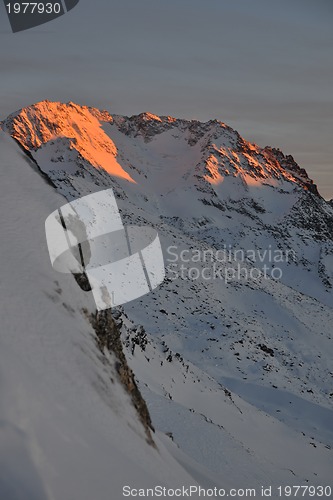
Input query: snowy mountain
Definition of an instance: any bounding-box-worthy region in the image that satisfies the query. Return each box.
[1,101,333,493]
[0,131,225,500]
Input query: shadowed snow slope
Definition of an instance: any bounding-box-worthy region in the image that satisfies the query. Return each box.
[0,131,215,500]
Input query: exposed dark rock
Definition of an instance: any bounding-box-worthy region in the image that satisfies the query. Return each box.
[263,146,319,195]
[258,343,275,357]
[73,272,91,291]
[88,309,155,446]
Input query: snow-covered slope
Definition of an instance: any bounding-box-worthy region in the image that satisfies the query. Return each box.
[1,101,333,490]
[0,131,221,500]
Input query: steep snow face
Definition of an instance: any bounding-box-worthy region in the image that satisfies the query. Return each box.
[0,132,212,500]
[2,101,333,488]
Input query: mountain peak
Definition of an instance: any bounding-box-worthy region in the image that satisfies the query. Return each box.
[1,100,135,183]
[1,100,113,149]
[137,112,163,122]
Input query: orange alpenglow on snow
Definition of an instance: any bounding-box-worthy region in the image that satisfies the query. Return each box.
[204,155,225,186]
[6,101,135,183]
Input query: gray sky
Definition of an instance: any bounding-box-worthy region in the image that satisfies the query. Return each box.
[0,0,332,198]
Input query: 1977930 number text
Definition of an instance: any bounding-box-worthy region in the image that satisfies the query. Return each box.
[6,3,62,14]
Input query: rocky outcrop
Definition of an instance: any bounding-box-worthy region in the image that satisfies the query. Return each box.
[88,309,155,446]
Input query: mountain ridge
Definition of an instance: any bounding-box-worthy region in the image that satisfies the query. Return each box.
[1,100,320,196]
